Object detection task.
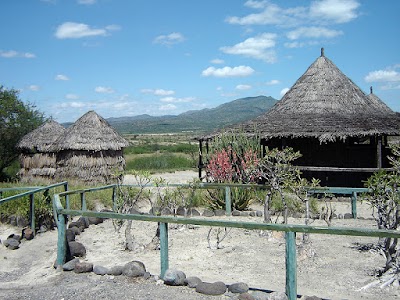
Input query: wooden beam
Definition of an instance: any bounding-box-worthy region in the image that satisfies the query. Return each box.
[297,166,393,172]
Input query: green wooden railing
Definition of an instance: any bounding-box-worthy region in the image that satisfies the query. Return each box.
[0,182,69,233]
[52,184,400,300]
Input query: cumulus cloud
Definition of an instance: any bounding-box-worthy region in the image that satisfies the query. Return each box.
[160,97,194,103]
[286,26,343,40]
[265,79,280,85]
[153,32,185,46]
[60,101,86,108]
[159,103,177,111]
[280,87,290,97]
[55,22,120,39]
[365,66,400,90]
[236,84,252,90]
[0,50,35,58]
[220,33,277,63]
[310,0,360,24]
[141,88,175,96]
[95,86,115,93]
[201,66,255,78]
[55,74,69,81]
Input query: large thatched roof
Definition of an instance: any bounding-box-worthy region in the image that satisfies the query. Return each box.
[205,49,400,143]
[17,119,66,152]
[52,110,129,151]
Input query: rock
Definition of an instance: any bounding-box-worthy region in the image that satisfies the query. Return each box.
[251,291,269,300]
[256,210,263,217]
[228,282,249,294]
[63,258,80,271]
[93,265,109,275]
[69,226,82,236]
[8,234,21,242]
[189,208,200,216]
[66,228,76,242]
[249,211,256,217]
[202,209,215,217]
[22,227,34,240]
[68,241,86,257]
[195,281,227,295]
[214,209,225,216]
[161,207,172,215]
[240,211,250,217]
[185,276,202,288]
[344,213,353,219]
[232,210,241,216]
[88,217,104,225]
[74,262,93,273]
[163,269,186,286]
[299,296,322,300]
[268,291,288,300]
[108,265,124,276]
[176,206,186,216]
[143,272,151,280]
[39,225,48,233]
[4,238,20,250]
[122,261,146,277]
[239,293,256,300]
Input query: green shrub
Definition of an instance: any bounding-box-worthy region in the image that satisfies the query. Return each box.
[126,153,195,172]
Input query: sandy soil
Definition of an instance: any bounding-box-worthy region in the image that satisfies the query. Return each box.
[1,171,399,300]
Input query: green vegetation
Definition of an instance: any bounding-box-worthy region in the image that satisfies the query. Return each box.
[126,153,196,173]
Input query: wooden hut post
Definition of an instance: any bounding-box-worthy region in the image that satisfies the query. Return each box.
[198,140,203,179]
[376,135,382,169]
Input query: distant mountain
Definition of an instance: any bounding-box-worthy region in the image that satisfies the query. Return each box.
[109,95,277,134]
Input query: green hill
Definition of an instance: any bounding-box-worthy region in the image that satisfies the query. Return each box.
[108,95,277,134]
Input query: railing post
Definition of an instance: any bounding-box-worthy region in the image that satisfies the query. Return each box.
[56,213,67,267]
[351,192,357,219]
[64,182,69,208]
[112,186,117,211]
[81,192,87,211]
[225,186,231,216]
[29,193,35,234]
[160,222,169,279]
[285,231,297,300]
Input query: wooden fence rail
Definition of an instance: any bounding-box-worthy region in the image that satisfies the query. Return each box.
[52,185,400,300]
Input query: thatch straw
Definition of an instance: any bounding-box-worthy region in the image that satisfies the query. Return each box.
[202,49,400,143]
[17,120,66,152]
[51,110,129,151]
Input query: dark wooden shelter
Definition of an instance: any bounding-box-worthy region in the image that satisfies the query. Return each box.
[199,48,400,187]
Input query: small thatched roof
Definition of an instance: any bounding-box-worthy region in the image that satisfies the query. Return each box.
[204,48,400,142]
[17,119,66,153]
[52,111,129,151]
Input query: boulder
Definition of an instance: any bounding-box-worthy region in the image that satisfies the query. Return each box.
[74,262,93,273]
[196,281,227,295]
[8,234,21,242]
[66,228,76,242]
[239,293,256,300]
[69,226,82,236]
[232,210,241,216]
[108,265,124,276]
[122,261,146,277]
[185,276,202,288]
[63,258,80,271]
[228,282,249,294]
[93,265,109,275]
[250,291,269,300]
[88,217,104,225]
[163,269,186,286]
[268,291,288,300]
[68,241,86,257]
[3,238,20,250]
[299,296,322,300]
[189,208,200,216]
[22,227,34,240]
[202,209,215,217]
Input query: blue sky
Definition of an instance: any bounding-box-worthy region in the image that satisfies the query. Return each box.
[1,0,399,123]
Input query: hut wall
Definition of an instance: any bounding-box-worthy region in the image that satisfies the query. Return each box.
[55,150,125,183]
[18,153,57,182]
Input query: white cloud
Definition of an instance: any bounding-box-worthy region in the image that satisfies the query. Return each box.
[286,26,343,40]
[95,86,115,93]
[77,0,96,5]
[160,97,194,103]
[211,58,224,64]
[244,0,268,9]
[28,85,40,91]
[365,70,400,83]
[310,0,360,24]
[220,33,277,63]
[55,74,69,81]
[201,66,255,78]
[141,88,175,96]
[60,101,86,108]
[280,87,290,97]
[159,103,177,111]
[236,84,252,90]
[0,50,36,58]
[265,79,280,85]
[153,32,185,46]
[284,41,305,48]
[55,22,119,39]
[65,94,79,100]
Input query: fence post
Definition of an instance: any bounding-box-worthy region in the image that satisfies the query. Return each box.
[64,182,69,208]
[351,192,357,219]
[225,186,231,215]
[160,222,169,279]
[285,231,297,300]
[81,192,87,211]
[56,213,67,267]
[29,193,35,234]
[112,186,117,211]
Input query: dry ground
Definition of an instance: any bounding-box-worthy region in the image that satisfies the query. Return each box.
[1,171,399,300]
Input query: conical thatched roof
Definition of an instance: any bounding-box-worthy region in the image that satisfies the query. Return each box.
[367,86,393,114]
[52,111,129,151]
[208,48,400,142]
[17,119,66,152]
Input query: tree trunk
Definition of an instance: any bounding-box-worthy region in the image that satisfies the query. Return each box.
[263,192,272,223]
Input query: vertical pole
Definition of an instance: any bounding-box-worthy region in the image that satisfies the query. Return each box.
[376,136,382,169]
[80,192,87,211]
[112,186,117,211]
[225,186,231,215]
[285,231,297,300]
[29,193,35,234]
[160,222,169,279]
[351,192,357,219]
[56,213,67,267]
[198,140,203,179]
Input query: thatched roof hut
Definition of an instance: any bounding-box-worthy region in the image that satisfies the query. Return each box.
[17,120,66,182]
[200,48,400,186]
[52,111,129,183]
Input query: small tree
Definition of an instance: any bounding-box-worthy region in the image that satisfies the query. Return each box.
[0,86,46,180]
